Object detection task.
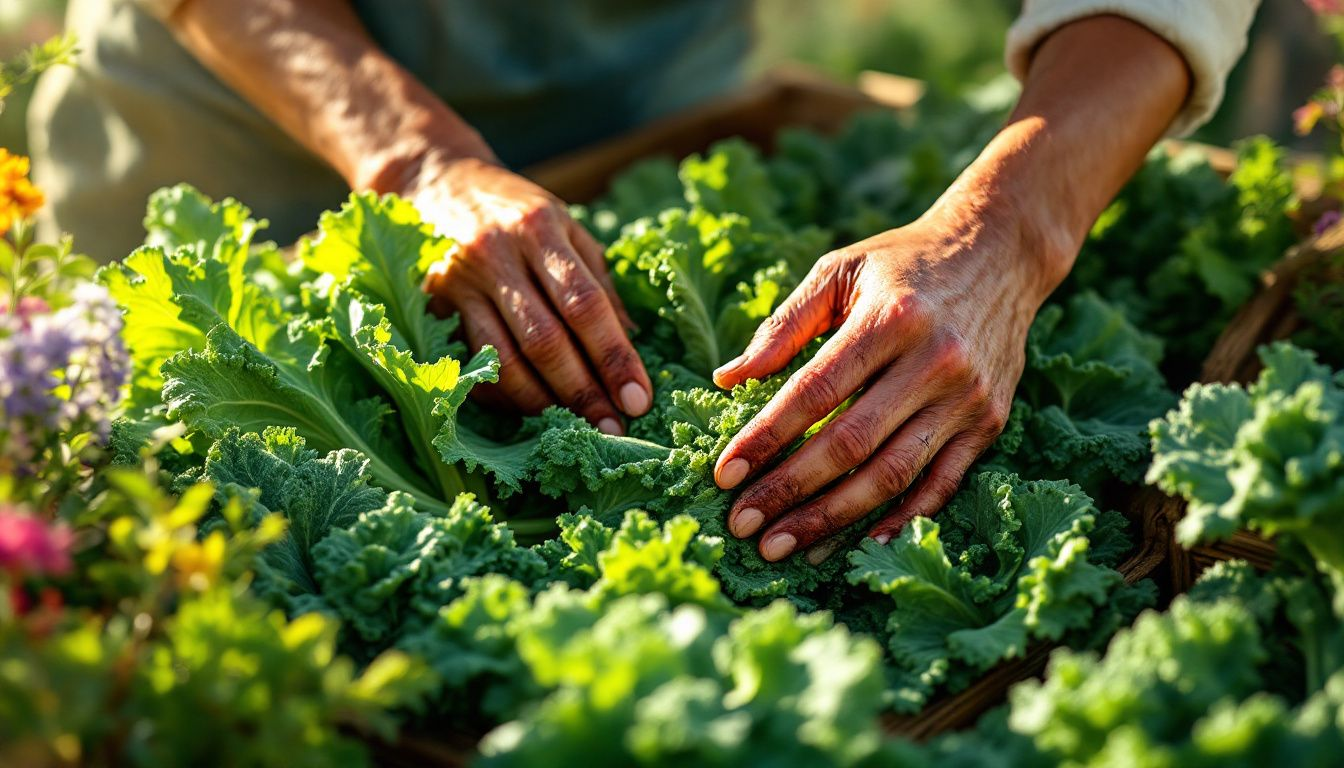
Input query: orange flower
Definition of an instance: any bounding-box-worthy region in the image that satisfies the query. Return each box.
[0,148,45,235]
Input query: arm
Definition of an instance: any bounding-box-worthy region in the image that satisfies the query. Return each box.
[168,0,652,434]
[712,15,1190,561]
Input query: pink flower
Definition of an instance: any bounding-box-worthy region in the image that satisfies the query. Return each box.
[1329,64,1344,90]
[1307,0,1344,16]
[1295,101,1326,136]
[0,507,72,577]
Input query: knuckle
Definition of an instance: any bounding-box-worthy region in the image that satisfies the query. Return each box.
[984,397,1013,432]
[558,280,607,326]
[749,472,803,511]
[924,467,967,506]
[794,368,842,411]
[825,417,875,468]
[800,503,842,540]
[739,421,784,461]
[964,373,992,407]
[564,385,607,415]
[759,310,795,339]
[927,333,974,383]
[598,344,638,379]
[882,294,931,333]
[870,447,924,495]
[518,201,559,232]
[464,230,508,259]
[518,318,568,359]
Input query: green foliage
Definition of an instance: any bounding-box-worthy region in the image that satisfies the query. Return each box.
[307,492,545,662]
[1294,250,1344,368]
[0,33,77,109]
[989,292,1177,500]
[1066,139,1298,374]
[995,589,1344,767]
[87,108,1314,764]
[0,466,432,767]
[100,185,511,513]
[476,593,889,767]
[846,471,1150,712]
[1149,343,1344,583]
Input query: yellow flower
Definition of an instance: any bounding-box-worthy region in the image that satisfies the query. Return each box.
[0,148,44,234]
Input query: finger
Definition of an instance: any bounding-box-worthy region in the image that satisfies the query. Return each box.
[869,433,985,544]
[755,409,954,562]
[712,258,840,389]
[568,218,637,333]
[714,317,911,491]
[457,293,555,415]
[726,360,926,537]
[527,218,652,417]
[492,274,626,434]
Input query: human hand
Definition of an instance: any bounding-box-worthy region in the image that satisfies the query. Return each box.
[410,155,651,434]
[712,203,1070,562]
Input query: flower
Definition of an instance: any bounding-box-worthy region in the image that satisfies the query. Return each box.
[1314,209,1342,236]
[0,282,128,471]
[0,506,72,577]
[0,149,44,235]
[1307,0,1344,15]
[1296,101,1326,136]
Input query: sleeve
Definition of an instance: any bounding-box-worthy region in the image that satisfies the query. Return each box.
[131,0,186,21]
[1005,0,1261,137]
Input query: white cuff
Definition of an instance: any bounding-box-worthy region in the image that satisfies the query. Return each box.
[133,0,187,21]
[1006,0,1259,137]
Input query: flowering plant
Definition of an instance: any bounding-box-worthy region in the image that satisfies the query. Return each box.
[1297,1,1344,223]
[0,150,127,509]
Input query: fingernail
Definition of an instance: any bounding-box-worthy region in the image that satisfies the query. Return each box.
[619,381,650,415]
[761,533,797,562]
[805,537,844,566]
[597,417,623,436]
[873,533,891,546]
[717,458,750,489]
[714,355,743,379]
[730,507,763,538]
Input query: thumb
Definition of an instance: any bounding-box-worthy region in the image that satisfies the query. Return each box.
[714,266,838,388]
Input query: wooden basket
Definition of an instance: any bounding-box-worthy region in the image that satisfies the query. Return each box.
[1165,223,1344,593]
[525,68,925,203]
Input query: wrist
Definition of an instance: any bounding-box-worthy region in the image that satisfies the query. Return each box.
[927,118,1081,301]
[353,109,499,196]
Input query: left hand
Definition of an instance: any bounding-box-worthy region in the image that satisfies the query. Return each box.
[712,202,1067,562]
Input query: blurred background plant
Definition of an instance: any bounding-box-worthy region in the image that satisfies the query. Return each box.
[6,0,1331,160]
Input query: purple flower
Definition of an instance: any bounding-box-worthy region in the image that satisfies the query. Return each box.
[0,506,72,577]
[1314,209,1342,237]
[1,282,128,469]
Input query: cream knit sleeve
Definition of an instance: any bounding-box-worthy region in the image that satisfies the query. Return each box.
[131,0,185,20]
[1006,0,1261,136]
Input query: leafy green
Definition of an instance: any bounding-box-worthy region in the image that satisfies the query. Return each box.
[990,292,1176,500]
[846,471,1148,712]
[1066,138,1297,374]
[197,427,387,606]
[308,492,545,662]
[998,592,1344,768]
[477,593,889,767]
[1149,343,1344,583]
[102,185,514,514]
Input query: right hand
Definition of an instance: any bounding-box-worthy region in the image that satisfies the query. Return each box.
[409,155,651,435]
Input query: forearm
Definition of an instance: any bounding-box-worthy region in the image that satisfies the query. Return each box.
[930,15,1190,298]
[169,0,495,192]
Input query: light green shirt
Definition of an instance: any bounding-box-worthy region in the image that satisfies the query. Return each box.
[29,0,750,261]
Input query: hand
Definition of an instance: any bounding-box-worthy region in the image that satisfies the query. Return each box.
[712,203,1068,562]
[411,155,652,434]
